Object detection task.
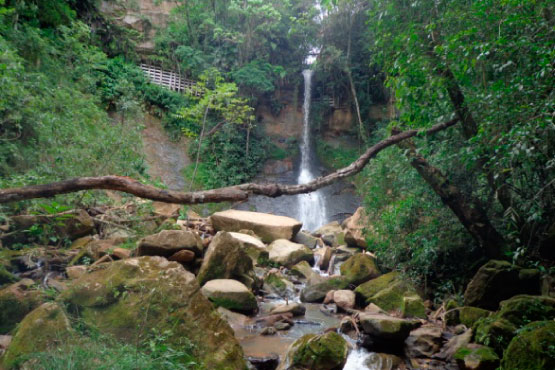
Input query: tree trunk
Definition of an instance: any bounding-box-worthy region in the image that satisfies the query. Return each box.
[397,134,505,258]
[0,120,458,205]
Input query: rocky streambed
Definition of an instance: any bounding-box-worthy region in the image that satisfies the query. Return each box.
[1,205,554,370]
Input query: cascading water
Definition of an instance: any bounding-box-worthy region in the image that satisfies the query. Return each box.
[297,69,327,231]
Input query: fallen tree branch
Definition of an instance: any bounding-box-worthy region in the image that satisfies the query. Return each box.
[0,119,458,204]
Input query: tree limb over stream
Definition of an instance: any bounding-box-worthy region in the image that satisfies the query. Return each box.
[0,119,458,204]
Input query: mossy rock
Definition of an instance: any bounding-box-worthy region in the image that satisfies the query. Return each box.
[401,295,427,319]
[0,264,18,287]
[464,260,540,310]
[497,295,555,327]
[355,272,421,313]
[358,313,420,343]
[0,279,45,334]
[264,272,294,298]
[300,276,350,303]
[454,345,499,370]
[473,317,517,354]
[290,260,316,280]
[447,306,492,327]
[501,321,555,370]
[60,256,246,369]
[2,302,73,368]
[280,331,349,370]
[340,253,380,285]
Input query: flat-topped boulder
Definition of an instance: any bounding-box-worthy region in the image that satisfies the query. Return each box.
[358,313,420,343]
[228,232,268,262]
[210,210,302,243]
[268,239,313,267]
[137,229,203,257]
[201,279,258,314]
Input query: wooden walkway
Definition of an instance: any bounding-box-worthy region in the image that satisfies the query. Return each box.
[140,64,202,96]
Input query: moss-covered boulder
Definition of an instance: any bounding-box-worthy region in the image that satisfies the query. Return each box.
[197,231,257,288]
[9,209,94,242]
[0,265,18,287]
[0,279,45,334]
[201,279,258,314]
[2,302,73,368]
[358,313,420,343]
[210,210,302,243]
[446,306,492,327]
[60,256,245,369]
[137,229,203,257]
[473,317,517,354]
[454,344,499,370]
[340,253,380,285]
[264,271,295,299]
[228,231,268,263]
[290,260,318,280]
[464,260,540,310]
[501,321,555,370]
[279,331,349,370]
[301,276,350,303]
[355,272,425,317]
[293,231,319,249]
[314,221,344,247]
[268,239,314,267]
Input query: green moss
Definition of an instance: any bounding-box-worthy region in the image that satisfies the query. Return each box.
[209,296,257,313]
[0,280,44,334]
[459,306,492,327]
[473,317,516,354]
[497,295,555,327]
[401,295,426,319]
[0,265,18,287]
[454,345,499,368]
[355,272,400,302]
[501,321,555,370]
[340,254,380,285]
[288,332,349,370]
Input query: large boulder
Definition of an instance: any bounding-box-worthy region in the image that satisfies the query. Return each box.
[355,272,426,318]
[358,313,420,343]
[0,279,44,334]
[268,239,313,267]
[454,344,500,370]
[341,207,368,248]
[279,331,349,370]
[290,260,318,280]
[60,256,245,369]
[137,229,203,257]
[463,260,540,310]
[301,276,350,303]
[210,210,302,243]
[340,253,380,285]
[405,325,443,358]
[1,302,73,368]
[325,290,356,310]
[201,279,258,314]
[197,231,257,288]
[294,231,319,249]
[228,231,268,263]
[501,321,555,370]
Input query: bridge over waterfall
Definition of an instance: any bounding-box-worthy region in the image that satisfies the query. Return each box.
[140,64,202,96]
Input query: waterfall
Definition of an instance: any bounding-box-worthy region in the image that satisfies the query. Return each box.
[297,69,327,231]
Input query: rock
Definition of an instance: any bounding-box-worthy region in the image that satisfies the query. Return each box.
[66,265,87,279]
[216,307,250,330]
[454,344,500,370]
[314,246,333,271]
[340,253,380,285]
[355,272,425,317]
[341,207,368,248]
[0,279,44,334]
[463,260,540,310]
[168,249,195,263]
[10,209,94,241]
[446,306,492,327]
[358,313,420,343]
[201,279,258,314]
[268,239,313,267]
[436,329,473,361]
[364,353,404,370]
[301,276,350,303]
[248,354,280,370]
[473,295,555,354]
[314,221,345,247]
[0,265,18,287]
[294,231,319,249]
[111,247,131,260]
[501,320,555,370]
[210,210,302,243]
[152,201,181,217]
[332,290,356,310]
[263,271,295,298]
[137,229,203,257]
[0,335,11,357]
[60,256,246,368]
[364,303,387,315]
[274,321,292,331]
[279,331,349,370]
[405,325,443,358]
[290,260,318,280]
[197,231,257,288]
[270,303,306,317]
[260,326,277,336]
[228,231,268,263]
[1,302,73,368]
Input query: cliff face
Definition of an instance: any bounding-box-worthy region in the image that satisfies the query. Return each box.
[99,0,177,52]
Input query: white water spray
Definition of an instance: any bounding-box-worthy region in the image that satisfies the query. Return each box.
[297,69,327,231]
